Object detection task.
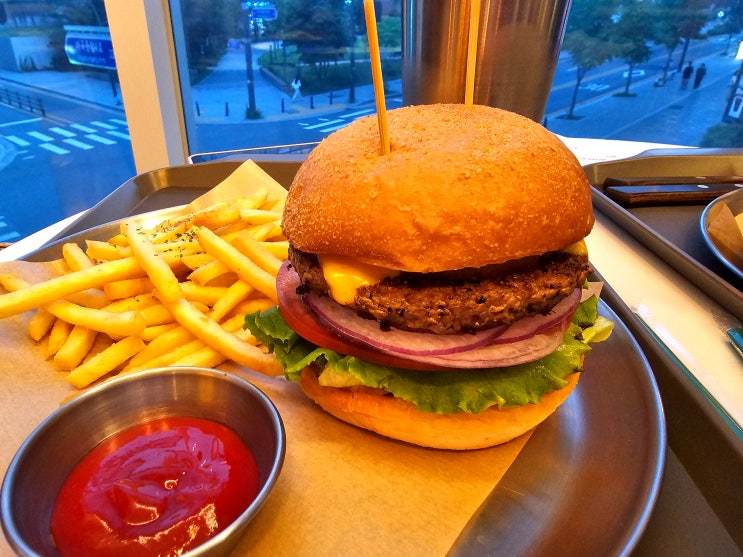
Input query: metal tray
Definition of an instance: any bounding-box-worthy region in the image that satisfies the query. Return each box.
[584,149,743,323]
[701,189,743,282]
[36,159,302,248]
[25,161,667,556]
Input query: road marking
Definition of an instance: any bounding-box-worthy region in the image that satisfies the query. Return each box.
[90,120,116,130]
[304,119,344,130]
[342,109,374,119]
[50,126,77,138]
[5,135,31,147]
[71,123,97,133]
[0,117,42,128]
[320,122,352,133]
[109,118,129,126]
[579,82,611,92]
[85,134,117,145]
[63,138,94,150]
[39,143,70,155]
[107,130,131,140]
[0,224,21,242]
[0,220,19,242]
[28,131,54,142]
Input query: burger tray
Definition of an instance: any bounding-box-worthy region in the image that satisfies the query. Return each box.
[19,160,739,555]
[583,148,743,323]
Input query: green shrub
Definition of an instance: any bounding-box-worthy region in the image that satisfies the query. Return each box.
[700,122,743,148]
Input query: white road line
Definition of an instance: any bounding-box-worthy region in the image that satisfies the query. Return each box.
[321,122,352,133]
[0,230,21,242]
[342,109,374,119]
[109,118,129,126]
[304,119,344,130]
[90,120,116,130]
[0,117,42,128]
[39,143,70,155]
[106,130,131,140]
[0,220,20,242]
[50,126,77,138]
[71,124,97,133]
[63,138,94,150]
[85,134,117,145]
[28,131,54,142]
[5,135,30,147]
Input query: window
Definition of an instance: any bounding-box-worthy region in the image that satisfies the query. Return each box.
[165,0,743,161]
[2,0,741,242]
[0,0,136,242]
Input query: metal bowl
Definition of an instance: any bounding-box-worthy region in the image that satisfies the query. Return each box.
[1,367,285,557]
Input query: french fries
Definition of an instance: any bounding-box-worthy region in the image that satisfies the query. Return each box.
[0,189,287,388]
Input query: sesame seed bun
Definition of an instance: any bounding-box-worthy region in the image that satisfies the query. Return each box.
[282,103,594,273]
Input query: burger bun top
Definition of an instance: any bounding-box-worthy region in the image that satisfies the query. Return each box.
[282,104,594,273]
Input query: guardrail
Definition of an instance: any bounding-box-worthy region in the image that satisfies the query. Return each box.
[0,87,45,116]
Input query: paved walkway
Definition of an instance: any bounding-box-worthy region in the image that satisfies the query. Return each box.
[544,50,741,147]
[187,42,400,122]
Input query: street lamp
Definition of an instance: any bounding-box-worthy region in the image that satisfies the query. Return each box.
[723,41,743,122]
[347,0,356,103]
[241,2,258,119]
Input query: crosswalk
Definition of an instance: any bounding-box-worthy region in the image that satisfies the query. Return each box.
[0,217,21,243]
[4,118,130,157]
[297,105,396,134]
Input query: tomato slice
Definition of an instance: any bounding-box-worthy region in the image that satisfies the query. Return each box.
[276,262,450,371]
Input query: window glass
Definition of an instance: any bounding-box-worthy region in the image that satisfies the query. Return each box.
[545,0,743,148]
[171,0,402,159]
[170,0,743,161]
[0,0,135,242]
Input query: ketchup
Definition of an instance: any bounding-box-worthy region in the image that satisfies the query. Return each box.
[50,416,260,557]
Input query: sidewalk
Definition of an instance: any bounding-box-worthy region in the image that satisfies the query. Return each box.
[187,42,400,122]
[544,49,741,147]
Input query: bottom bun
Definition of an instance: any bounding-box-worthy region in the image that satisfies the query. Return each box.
[298,369,581,450]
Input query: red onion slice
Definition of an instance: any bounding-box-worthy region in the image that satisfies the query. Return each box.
[487,288,581,345]
[304,292,507,356]
[402,324,568,369]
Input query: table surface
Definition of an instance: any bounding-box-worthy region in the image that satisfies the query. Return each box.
[1,138,742,556]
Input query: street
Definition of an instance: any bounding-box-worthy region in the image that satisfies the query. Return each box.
[0,35,741,241]
[0,92,135,241]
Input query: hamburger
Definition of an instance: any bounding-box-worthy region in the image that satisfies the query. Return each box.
[244,103,613,450]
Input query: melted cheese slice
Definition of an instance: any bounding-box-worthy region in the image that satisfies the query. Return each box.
[563,239,588,257]
[319,254,400,304]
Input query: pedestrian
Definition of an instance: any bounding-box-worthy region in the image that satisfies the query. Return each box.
[681,62,693,89]
[291,76,302,100]
[693,63,707,89]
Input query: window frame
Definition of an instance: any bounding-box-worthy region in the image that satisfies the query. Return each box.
[104,0,188,173]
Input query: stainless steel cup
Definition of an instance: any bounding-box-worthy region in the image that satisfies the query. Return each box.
[402,0,572,121]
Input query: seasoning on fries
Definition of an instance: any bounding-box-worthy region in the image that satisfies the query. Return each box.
[0,189,287,388]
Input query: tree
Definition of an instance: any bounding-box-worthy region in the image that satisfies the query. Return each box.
[714,0,743,54]
[271,0,351,81]
[611,0,653,96]
[179,0,239,77]
[651,3,684,85]
[674,0,716,71]
[561,0,621,119]
[649,0,714,85]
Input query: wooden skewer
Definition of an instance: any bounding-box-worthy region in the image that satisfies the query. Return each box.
[465,0,481,105]
[364,0,390,155]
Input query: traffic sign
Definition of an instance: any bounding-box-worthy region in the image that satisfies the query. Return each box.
[252,6,278,19]
[64,27,115,70]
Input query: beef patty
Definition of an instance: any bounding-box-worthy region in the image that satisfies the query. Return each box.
[289,247,592,334]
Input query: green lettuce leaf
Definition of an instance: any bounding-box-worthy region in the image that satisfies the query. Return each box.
[244,294,613,415]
